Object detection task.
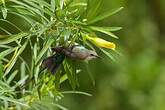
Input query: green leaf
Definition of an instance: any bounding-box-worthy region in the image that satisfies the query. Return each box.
[10,5,35,16]
[87,7,123,24]
[0,44,12,48]
[70,61,79,87]
[86,0,103,21]
[1,7,7,19]
[34,0,51,9]
[8,7,35,26]
[12,75,29,89]
[20,62,26,80]
[0,60,3,80]
[60,74,68,84]
[1,0,7,19]
[88,26,119,39]
[0,19,23,32]
[16,105,22,110]
[22,0,52,16]
[90,26,122,32]
[1,0,5,4]
[35,37,54,65]
[0,96,29,107]
[85,63,95,86]
[103,27,123,32]
[60,69,81,84]
[0,32,29,45]
[100,48,116,62]
[51,103,68,110]
[63,60,77,89]
[69,2,87,7]
[61,91,92,96]
[4,40,28,76]
[51,0,56,12]
[7,70,18,84]
[34,64,40,83]
[0,47,17,58]
[33,43,38,61]
[60,29,71,45]
[60,0,64,9]
[9,0,49,22]
[0,27,11,35]
[19,56,31,74]
[54,71,61,90]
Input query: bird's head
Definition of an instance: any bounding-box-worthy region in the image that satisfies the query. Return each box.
[85,50,100,61]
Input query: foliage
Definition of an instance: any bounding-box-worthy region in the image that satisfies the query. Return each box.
[0,0,122,109]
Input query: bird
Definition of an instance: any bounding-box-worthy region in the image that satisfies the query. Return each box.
[42,45,99,74]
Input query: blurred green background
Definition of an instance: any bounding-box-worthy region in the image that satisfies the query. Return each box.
[59,0,165,110]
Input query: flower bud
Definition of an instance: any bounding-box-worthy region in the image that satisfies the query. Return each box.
[86,36,116,50]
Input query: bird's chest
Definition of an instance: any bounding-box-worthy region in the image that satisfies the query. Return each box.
[64,48,88,60]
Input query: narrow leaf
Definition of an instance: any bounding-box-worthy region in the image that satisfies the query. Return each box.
[87,0,103,21]
[35,38,54,64]
[52,103,68,110]
[0,32,28,45]
[7,70,18,84]
[60,74,68,84]
[90,26,122,32]
[51,0,56,12]
[12,75,29,89]
[64,61,76,89]
[0,96,29,107]
[85,63,95,86]
[0,47,17,58]
[1,7,7,19]
[87,7,124,24]
[89,26,119,39]
[100,48,116,62]
[61,91,92,96]
[4,40,28,76]
[0,60,3,80]
[1,0,7,19]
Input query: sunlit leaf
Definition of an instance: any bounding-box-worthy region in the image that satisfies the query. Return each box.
[0,32,28,45]
[12,75,29,89]
[1,7,7,19]
[60,74,68,84]
[4,40,28,76]
[90,26,122,32]
[51,0,56,12]
[0,47,17,58]
[7,70,18,84]
[0,96,29,107]
[88,26,119,38]
[61,91,92,97]
[1,0,7,19]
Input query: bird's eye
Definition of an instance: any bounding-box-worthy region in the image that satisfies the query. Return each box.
[90,54,94,56]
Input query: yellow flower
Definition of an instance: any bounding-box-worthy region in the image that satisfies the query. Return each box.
[86,35,116,50]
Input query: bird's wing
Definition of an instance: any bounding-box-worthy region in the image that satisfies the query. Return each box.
[42,54,65,74]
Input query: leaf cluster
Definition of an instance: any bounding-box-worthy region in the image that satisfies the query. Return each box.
[0,0,122,109]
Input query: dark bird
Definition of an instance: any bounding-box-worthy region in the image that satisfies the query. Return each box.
[42,53,65,74]
[42,45,99,74]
